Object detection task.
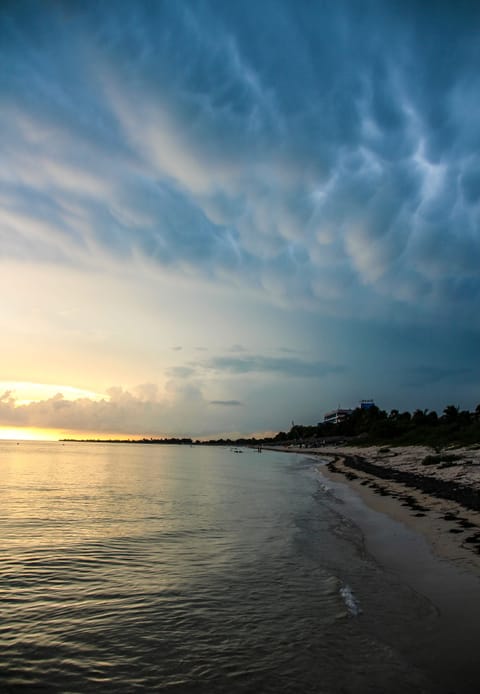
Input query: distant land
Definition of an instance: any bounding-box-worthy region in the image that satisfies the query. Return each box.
[61,402,480,448]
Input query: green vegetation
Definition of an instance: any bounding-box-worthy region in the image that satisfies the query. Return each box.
[421,453,462,466]
[270,404,480,448]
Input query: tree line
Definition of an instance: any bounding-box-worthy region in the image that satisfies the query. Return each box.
[271,404,480,447]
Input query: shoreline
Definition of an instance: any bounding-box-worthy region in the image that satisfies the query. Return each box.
[271,444,480,573]
[285,444,480,693]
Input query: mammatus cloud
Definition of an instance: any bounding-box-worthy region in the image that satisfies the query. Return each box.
[1,2,480,321]
[2,1,480,436]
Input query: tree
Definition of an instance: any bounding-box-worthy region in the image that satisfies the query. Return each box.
[412,409,428,425]
[442,405,459,422]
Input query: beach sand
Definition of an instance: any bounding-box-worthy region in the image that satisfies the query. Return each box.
[287,444,480,573]
[288,443,480,693]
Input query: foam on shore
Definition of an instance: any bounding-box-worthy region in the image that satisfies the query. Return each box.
[273,443,480,572]
[340,583,362,616]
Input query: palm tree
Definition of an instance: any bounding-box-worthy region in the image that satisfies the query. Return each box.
[442,405,459,422]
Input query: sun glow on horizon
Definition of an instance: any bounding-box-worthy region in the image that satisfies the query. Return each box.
[0,381,106,405]
[0,426,145,442]
[0,427,63,441]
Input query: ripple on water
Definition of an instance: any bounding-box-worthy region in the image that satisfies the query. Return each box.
[0,443,445,693]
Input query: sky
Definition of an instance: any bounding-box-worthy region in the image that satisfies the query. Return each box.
[1,0,480,440]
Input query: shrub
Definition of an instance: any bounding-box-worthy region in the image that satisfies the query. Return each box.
[422,453,462,466]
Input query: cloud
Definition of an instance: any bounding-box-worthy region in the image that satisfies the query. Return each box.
[406,366,474,387]
[167,367,196,379]
[1,0,480,324]
[0,385,200,437]
[205,355,345,379]
[209,400,243,407]
[277,347,303,354]
[228,344,246,353]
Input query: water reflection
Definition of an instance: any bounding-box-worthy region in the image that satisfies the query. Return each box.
[0,441,450,693]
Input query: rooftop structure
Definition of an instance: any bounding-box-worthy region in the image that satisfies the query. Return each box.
[323,408,353,425]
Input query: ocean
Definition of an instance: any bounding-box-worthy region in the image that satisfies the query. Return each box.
[0,441,477,693]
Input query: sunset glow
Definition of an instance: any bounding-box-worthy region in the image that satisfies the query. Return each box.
[0,382,105,406]
[1,2,480,437]
[0,427,62,442]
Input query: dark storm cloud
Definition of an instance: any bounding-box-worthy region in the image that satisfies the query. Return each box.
[2,1,480,317]
[209,400,243,407]
[206,355,345,379]
[406,366,474,387]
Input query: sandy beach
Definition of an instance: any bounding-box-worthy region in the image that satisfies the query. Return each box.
[270,443,480,692]
[279,444,480,573]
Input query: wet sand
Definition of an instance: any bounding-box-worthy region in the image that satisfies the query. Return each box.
[281,444,480,573]
[297,444,480,694]
[264,444,480,691]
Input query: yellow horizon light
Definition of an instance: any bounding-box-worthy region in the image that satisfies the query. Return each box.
[0,426,145,441]
[0,381,106,405]
[0,427,62,441]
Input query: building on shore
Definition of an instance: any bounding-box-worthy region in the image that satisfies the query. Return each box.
[323,408,353,425]
[323,400,376,425]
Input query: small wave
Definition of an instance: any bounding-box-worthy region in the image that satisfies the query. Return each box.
[340,583,362,616]
[313,471,343,504]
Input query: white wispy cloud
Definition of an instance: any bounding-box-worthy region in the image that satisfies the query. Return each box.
[2,1,480,319]
[1,1,480,434]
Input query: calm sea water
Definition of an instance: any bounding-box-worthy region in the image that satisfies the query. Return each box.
[0,442,475,692]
